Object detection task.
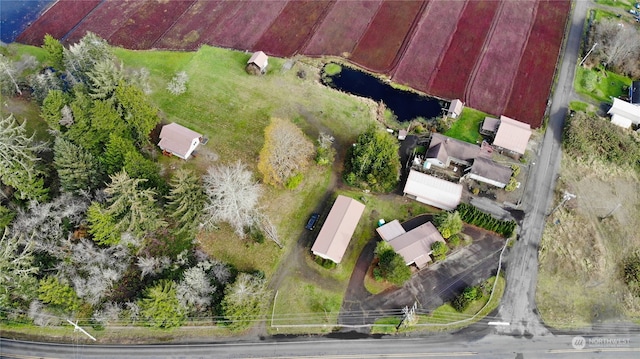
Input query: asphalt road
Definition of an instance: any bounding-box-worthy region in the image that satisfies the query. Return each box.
[2,333,640,359]
[496,0,589,337]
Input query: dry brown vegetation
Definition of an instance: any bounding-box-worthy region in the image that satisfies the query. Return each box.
[537,157,640,328]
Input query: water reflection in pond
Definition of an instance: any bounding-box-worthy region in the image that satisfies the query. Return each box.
[321,63,446,122]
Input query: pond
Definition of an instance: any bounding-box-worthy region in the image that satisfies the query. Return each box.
[321,63,446,122]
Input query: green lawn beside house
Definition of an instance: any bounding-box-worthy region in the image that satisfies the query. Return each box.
[574,66,632,104]
[444,107,488,144]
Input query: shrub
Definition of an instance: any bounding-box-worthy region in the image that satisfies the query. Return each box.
[448,234,461,248]
[323,63,342,76]
[452,286,483,312]
[285,173,304,189]
[511,164,521,177]
[375,241,412,286]
[505,177,518,192]
[373,267,383,281]
[431,241,448,261]
[456,203,516,237]
[621,250,640,296]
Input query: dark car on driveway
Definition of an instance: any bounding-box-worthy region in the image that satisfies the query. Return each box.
[305,213,320,231]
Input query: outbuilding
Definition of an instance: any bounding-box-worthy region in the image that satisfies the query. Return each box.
[246,51,269,75]
[403,170,462,211]
[158,122,203,160]
[311,195,365,264]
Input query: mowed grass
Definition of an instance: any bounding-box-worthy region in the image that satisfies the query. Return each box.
[537,157,640,328]
[113,45,377,277]
[594,0,635,11]
[444,107,487,144]
[372,276,505,334]
[270,276,342,333]
[574,66,632,104]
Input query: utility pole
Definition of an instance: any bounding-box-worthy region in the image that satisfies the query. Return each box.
[579,42,598,67]
[548,191,576,216]
[66,319,96,341]
[396,302,417,330]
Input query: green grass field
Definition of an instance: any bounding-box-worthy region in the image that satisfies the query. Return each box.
[574,66,631,104]
[444,107,487,144]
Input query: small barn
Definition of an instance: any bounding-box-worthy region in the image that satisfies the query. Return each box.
[158,123,203,160]
[311,195,365,264]
[467,157,512,188]
[246,51,268,75]
[447,99,464,119]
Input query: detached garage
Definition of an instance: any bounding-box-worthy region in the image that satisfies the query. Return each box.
[311,195,365,264]
[403,170,462,211]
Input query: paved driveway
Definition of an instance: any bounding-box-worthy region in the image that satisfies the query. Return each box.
[339,215,506,326]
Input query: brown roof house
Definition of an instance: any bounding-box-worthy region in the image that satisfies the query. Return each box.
[466,157,512,188]
[246,51,268,75]
[376,220,445,269]
[447,99,464,119]
[158,123,203,160]
[403,170,462,211]
[492,116,531,157]
[311,195,365,264]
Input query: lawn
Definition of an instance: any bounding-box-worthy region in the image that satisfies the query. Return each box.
[594,0,636,10]
[444,107,487,144]
[574,66,632,104]
[371,275,505,334]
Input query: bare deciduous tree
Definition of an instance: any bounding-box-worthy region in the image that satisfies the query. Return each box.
[166,71,189,95]
[176,262,216,312]
[0,54,22,95]
[593,20,640,74]
[0,229,38,308]
[258,118,314,186]
[202,161,262,237]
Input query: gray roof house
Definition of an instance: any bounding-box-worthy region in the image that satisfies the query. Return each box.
[158,123,203,160]
[467,157,512,188]
[311,195,365,264]
[425,133,486,168]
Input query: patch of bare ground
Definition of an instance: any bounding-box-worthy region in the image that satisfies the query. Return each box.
[537,156,640,328]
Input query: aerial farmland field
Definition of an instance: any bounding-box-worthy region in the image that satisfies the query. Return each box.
[16,0,570,127]
[392,0,468,92]
[303,0,382,57]
[465,0,538,117]
[427,1,501,100]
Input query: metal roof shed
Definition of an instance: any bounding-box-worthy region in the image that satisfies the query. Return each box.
[403,170,462,211]
[311,195,365,264]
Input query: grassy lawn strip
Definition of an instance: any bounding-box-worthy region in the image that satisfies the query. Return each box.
[371,275,505,334]
[594,0,635,11]
[574,66,632,104]
[444,107,487,144]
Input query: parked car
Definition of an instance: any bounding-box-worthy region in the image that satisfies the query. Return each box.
[630,9,638,15]
[305,213,320,231]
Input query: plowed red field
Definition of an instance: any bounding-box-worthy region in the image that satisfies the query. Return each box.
[252,0,335,57]
[465,0,538,116]
[350,1,425,72]
[15,0,101,46]
[17,0,569,127]
[392,0,467,92]
[303,0,382,57]
[427,1,501,100]
[503,0,571,123]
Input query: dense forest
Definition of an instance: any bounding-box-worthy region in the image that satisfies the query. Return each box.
[0,33,274,330]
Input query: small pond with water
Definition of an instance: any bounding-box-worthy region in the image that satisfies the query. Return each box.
[321,63,447,122]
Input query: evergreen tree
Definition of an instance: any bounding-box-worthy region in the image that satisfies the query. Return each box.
[41,90,69,131]
[101,133,137,175]
[0,229,38,309]
[0,114,48,201]
[87,202,119,246]
[115,81,159,146]
[344,126,400,192]
[53,137,102,193]
[87,59,123,102]
[42,34,64,71]
[138,279,185,328]
[104,171,165,235]
[37,276,82,313]
[166,169,205,234]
